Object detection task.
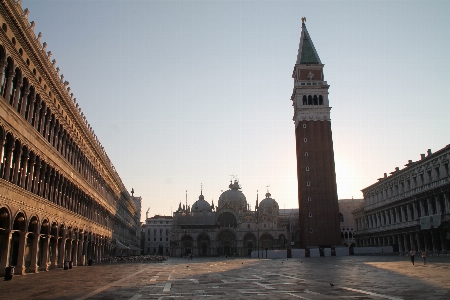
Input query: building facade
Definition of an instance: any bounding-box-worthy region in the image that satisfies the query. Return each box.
[291,19,341,248]
[338,198,364,248]
[0,0,139,276]
[170,181,289,257]
[142,214,172,255]
[354,146,450,252]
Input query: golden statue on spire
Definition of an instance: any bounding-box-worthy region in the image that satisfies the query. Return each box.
[302,17,306,23]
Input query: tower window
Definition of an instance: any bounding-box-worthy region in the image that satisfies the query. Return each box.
[307,181,310,186]
[313,95,318,105]
[319,95,324,105]
[303,124,307,128]
[306,166,309,171]
[304,138,307,142]
[308,197,311,201]
[305,152,308,157]
[309,212,312,217]
[302,95,307,105]
[308,95,312,105]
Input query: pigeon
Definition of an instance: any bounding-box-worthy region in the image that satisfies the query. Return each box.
[330,283,335,287]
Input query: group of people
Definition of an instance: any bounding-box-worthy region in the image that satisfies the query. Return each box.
[409,249,427,265]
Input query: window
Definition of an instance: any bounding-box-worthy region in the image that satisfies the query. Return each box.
[304,138,307,142]
[303,124,307,128]
[308,197,311,201]
[306,166,309,171]
[166,237,168,241]
[264,224,266,228]
[148,238,150,241]
[339,213,344,222]
[307,181,310,186]
[309,228,313,233]
[305,152,308,157]
[154,238,156,241]
[309,212,312,217]
[319,95,323,105]
[160,237,162,241]
[247,224,250,229]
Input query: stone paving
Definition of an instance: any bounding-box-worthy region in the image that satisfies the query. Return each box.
[1,256,450,299]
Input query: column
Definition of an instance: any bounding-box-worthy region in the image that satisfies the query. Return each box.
[27,234,40,273]
[26,153,35,192]
[19,83,30,118]
[26,90,36,124]
[12,72,23,110]
[77,237,84,266]
[20,147,29,188]
[2,139,14,181]
[3,63,14,104]
[72,240,78,267]
[67,239,73,264]
[0,231,13,275]
[416,232,423,252]
[32,157,41,194]
[39,236,50,272]
[50,238,58,269]
[409,234,415,251]
[12,144,22,185]
[15,232,28,275]
[58,237,66,268]
[83,237,88,263]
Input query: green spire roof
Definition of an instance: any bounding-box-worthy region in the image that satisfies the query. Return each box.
[296,23,321,64]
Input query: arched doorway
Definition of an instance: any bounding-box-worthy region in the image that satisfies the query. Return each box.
[10,212,27,268]
[217,230,236,256]
[243,233,256,257]
[260,233,273,250]
[181,235,193,255]
[0,207,11,267]
[197,233,210,256]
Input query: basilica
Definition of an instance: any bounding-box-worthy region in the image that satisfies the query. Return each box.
[170,180,294,257]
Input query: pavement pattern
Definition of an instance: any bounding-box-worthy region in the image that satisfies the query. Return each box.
[1,256,450,299]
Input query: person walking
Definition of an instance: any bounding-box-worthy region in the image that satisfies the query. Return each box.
[421,250,427,265]
[409,249,416,265]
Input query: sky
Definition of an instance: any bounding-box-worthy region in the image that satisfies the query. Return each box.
[21,0,450,220]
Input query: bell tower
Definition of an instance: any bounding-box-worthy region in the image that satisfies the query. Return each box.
[291,18,341,248]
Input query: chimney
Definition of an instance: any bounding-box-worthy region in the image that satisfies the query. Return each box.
[427,149,432,156]
[420,154,425,160]
[384,173,387,178]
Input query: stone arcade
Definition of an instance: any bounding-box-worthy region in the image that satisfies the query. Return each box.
[0,0,139,276]
[354,146,450,252]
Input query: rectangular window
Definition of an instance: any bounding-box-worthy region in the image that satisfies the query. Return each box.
[309,212,312,217]
[166,237,168,241]
[160,237,162,241]
[154,238,156,241]
[307,181,310,186]
[309,228,313,233]
[306,166,309,171]
[304,138,307,142]
[303,124,306,128]
[308,197,311,201]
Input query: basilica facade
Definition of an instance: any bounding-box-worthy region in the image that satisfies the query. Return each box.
[170,180,291,257]
[0,0,139,276]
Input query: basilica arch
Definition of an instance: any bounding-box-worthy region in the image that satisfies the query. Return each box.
[217,230,236,256]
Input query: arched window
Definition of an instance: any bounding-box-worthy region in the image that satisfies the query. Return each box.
[305,152,308,156]
[302,95,307,105]
[319,95,323,105]
[307,95,312,105]
[313,95,318,105]
[339,213,344,222]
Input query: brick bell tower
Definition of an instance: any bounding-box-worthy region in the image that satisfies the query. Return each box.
[291,18,341,248]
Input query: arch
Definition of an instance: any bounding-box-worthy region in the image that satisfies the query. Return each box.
[319,95,323,105]
[260,233,274,250]
[217,230,236,256]
[181,235,194,255]
[307,95,312,105]
[27,215,40,235]
[313,95,318,105]
[12,211,27,232]
[302,95,307,105]
[216,211,237,228]
[197,233,210,256]
[0,205,12,230]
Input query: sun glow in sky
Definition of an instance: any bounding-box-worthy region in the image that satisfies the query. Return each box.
[22,0,450,219]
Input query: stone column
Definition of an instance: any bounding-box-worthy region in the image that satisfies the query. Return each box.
[27,234,40,273]
[19,84,30,118]
[15,232,28,275]
[0,231,13,275]
[416,232,423,251]
[83,237,89,262]
[3,64,15,104]
[66,239,73,264]
[12,72,23,110]
[39,236,50,272]
[12,144,23,185]
[58,237,66,268]
[50,238,58,269]
[77,238,84,266]
[27,90,36,125]
[72,240,78,267]
[2,139,14,181]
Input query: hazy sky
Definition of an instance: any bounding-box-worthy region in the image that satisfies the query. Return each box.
[22,0,450,219]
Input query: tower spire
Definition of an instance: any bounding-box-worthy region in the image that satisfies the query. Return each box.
[296,19,321,65]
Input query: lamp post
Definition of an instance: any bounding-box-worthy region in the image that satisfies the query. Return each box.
[256,190,259,258]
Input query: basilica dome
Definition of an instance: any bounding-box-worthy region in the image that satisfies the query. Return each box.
[258,192,279,214]
[218,180,247,211]
[192,193,212,212]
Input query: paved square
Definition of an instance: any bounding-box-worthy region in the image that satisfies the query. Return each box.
[1,256,449,299]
